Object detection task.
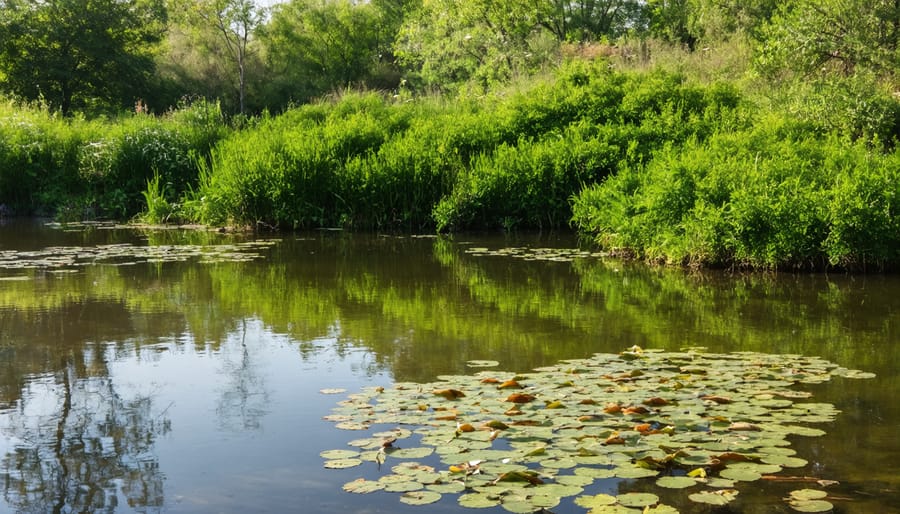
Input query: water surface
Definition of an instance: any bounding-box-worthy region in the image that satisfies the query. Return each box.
[0,220,897,513]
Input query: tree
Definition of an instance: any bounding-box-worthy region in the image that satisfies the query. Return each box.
[167,0,265,115]
[0,0,167,116]
[756,0,900,77]
[395,0,547,91]
[261,0,390,105]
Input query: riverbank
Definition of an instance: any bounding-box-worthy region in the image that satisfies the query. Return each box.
[1,62,898,271]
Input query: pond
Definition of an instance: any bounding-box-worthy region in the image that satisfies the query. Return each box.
[0,219,897,513]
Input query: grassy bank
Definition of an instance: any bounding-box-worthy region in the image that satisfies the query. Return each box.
[191,63,744,231]
[0,99,227,220]
[2,58,898,271]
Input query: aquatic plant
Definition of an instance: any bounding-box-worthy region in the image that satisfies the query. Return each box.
[322,347,873,512]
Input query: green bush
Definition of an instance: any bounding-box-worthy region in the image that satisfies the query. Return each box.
[572,118,900,270]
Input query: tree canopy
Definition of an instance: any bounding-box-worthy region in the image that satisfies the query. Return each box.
[0,0,167,115]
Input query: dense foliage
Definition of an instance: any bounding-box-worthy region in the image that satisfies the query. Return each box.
[0,0,898,270]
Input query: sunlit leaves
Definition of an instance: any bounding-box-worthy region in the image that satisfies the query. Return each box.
[323,348,873,510]
[688,489,739,505]
[0,238,278,272]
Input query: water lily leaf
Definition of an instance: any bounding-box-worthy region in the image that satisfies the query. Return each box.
[319,449,359,460]
[323,458,362,469]
[459,493,502,508]
[656,476,698,489]
[788,499,834,512]
[719,467,762,482]
[574,493,617,509]
[644,505,679,514]
[689,489,739,505]
[761,455,808,468]
[616,492,659,507]
[342,479,384,494]
[400,490,442,506]
[383,480,423,492]
[428,482,466,494]
[789,489,829,501]
[320,388,347,395]
[614,466,660,479]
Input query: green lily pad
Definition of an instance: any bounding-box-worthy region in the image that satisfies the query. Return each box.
[319,449,359,460]
[574,493,617,509]
[342,479,384,494]
[689,489,739,505]
[459,492,502,508]
[656,476,698,489]
[617,492,659,507]
[719,467,762,482]
[323,347,871,510]
[323,458,362,469]
[400,490,442,506]
[789,499,834,512]
[790,489,829,501]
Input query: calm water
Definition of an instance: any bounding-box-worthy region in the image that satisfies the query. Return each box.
[0,220,897,513]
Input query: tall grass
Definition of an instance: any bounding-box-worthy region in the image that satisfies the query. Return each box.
[193,64,746,231]
[571,118,900,270]
[0,98,228,220]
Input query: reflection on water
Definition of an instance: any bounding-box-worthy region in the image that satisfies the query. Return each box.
[0,220,898,513]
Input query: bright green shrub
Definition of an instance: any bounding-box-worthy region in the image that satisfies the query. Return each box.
[572,118,900,270]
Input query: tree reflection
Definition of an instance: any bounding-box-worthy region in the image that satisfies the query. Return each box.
[0,358,169,513]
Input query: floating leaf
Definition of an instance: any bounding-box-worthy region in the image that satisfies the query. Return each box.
[324,458,362,469]
[720,467,762,482]
[320,388,347,395]
[400,490,442,506]
[459,493,502,508]
[656,476,698,489]
[574,493,617,509]
[689,489,739,505]
[789,499,834,512]
[342,479,384,494]
[789,489,829,501]
[616,492,659,507]
[319,449,359,460]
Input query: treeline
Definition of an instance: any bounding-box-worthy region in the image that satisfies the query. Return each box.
[2,0,898,117]
[1,0,899,270]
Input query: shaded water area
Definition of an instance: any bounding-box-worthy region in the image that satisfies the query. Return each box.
[0,219,897,513]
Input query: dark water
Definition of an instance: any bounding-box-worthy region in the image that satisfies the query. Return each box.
[0,220,897,513]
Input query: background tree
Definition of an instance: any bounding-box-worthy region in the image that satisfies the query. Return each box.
[395,0,550,92]
[260,0,394,106]
[756,0,900,78]
[0,0,167,116]
[167,0,266,115]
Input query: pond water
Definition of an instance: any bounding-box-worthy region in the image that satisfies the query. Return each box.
[0,219,897,514]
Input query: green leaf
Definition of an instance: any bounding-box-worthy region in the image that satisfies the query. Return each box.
[689,489,739,505]
[399,490,442,506]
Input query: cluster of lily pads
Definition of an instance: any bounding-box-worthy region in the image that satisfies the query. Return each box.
[0,240,279,276]
[463,246,604,263]
[322,347,874,513]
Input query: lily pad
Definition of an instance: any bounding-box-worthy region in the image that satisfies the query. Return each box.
[342,479,384,494]
[656,476,698,489]
[574,493,617,509]
[400,490,442,506]
[323,458,362,469]
[468,360,501,368]
[789,499,834,512]
[689,489,739,505]
[322,347,871,511]
[616,492,659,507]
